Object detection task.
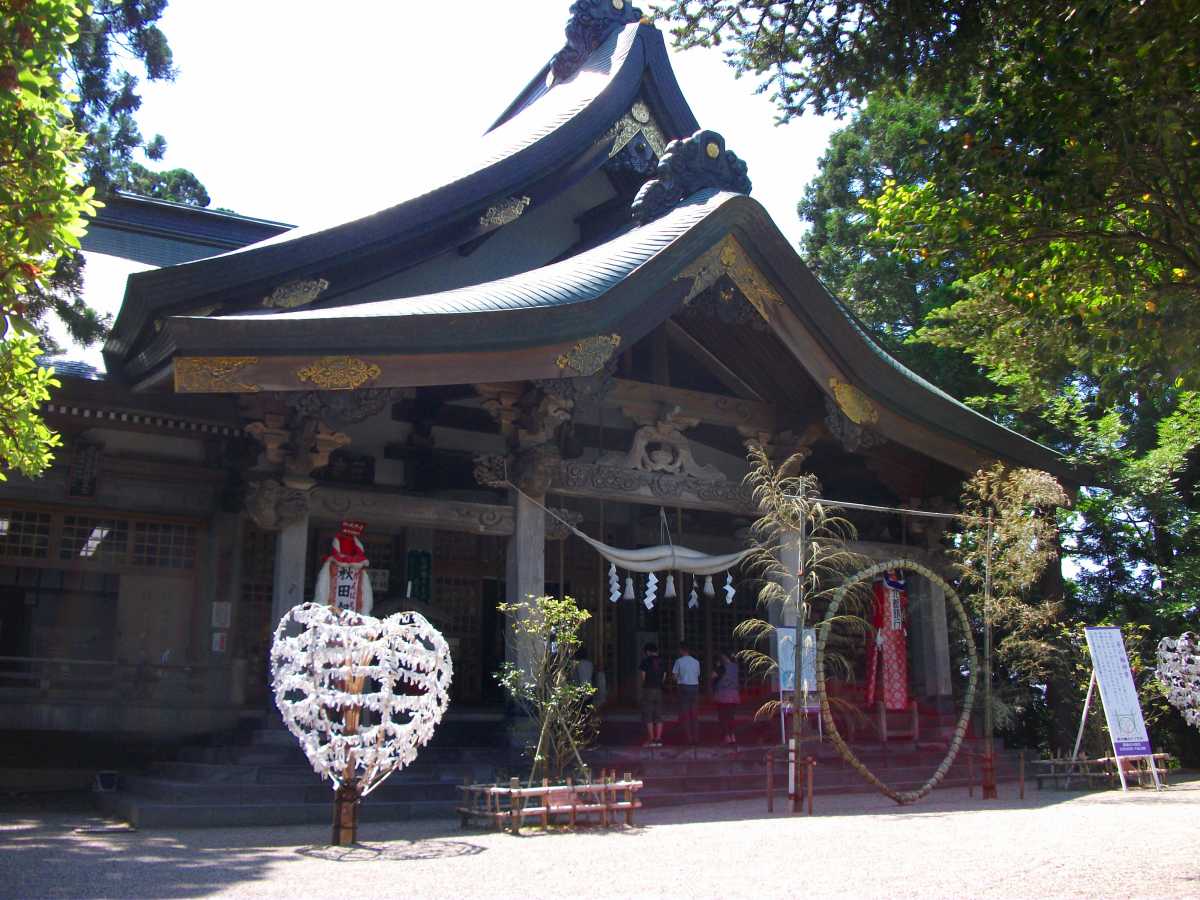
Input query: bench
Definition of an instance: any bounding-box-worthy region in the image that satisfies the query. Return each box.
[458,772,643,833]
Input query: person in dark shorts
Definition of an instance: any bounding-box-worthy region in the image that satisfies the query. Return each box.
[639,642,665,747]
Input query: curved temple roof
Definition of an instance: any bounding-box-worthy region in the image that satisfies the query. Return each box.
[108,8,1070,482]
[163,189,1069,480]
[105,20,698,373]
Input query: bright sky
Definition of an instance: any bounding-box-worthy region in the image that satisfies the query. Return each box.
[135,0,840,244]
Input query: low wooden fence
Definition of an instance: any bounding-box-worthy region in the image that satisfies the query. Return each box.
[458,771,643,833]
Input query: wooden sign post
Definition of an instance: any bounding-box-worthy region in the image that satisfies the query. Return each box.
[1068,627,1163,792]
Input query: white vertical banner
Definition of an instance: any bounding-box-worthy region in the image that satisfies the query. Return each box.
[1085,627,1153,758]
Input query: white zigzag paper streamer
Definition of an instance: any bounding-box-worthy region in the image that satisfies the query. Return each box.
[270,603,453,796]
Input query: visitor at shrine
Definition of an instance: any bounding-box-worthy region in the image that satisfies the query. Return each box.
[640,643,665,747]
[712,652,740,744]
[673,642,702,744]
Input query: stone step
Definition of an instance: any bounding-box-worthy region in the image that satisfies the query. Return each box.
[96,793,455,829]
[119,773,462,805]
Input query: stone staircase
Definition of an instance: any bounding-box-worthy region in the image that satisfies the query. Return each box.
[95,710,523,828]
[97,705,1022,827]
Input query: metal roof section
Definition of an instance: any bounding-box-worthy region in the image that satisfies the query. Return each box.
[105,19,699,373]
[158,185,1067,480]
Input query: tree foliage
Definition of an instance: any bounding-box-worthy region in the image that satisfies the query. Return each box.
[1,0,91,480]
[496,595,596,784]
[735,446,867,729]
[664,0,1200,757]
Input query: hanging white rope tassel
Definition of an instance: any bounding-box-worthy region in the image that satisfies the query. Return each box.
[724,573,736,605]
[644,572,658,610]
[623,576,635,601]
[664,574,677,599]
[703,575,715,598]
[687,577,699,609]
[609,563,621,603]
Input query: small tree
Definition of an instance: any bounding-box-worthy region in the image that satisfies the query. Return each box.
[736,447,867,741]
[953,464,1067,786]
[496,595,596,785]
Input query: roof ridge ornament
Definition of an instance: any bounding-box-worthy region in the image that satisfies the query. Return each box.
[550,0,645,85]
[630,130,752,224]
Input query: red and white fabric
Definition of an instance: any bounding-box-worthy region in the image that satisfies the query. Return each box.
[866,569,909,711]
[313,521,374,615]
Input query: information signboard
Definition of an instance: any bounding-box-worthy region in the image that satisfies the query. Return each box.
[1085,626,1153,757]
[777,627,816,694]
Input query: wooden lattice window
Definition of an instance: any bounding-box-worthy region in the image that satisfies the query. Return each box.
[0,509,52,560]
[59,515,130,566]
[433,573,482,703]
[132,521,197,570]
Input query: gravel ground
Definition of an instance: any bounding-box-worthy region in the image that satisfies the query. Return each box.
[2,775,1198,899]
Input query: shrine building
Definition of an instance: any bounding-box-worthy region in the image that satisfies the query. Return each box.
[0,2,1070,745]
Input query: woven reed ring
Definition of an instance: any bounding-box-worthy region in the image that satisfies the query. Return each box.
[816,558,979,805]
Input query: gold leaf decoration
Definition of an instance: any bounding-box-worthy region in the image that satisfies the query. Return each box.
[676,235,783,320]
[296,357,382,391]
[263,278,330,309]
[556,335,622,376]
[828,377,879,426]
[479,196,532,229]
[174,357,260,394]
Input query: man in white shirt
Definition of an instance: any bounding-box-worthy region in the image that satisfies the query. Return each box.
[672,642,702,744]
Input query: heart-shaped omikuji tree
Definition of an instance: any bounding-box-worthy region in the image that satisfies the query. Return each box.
[1157,633,1200,730]
[271,603,453,845]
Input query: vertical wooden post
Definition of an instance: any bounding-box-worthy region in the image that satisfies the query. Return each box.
[541,777,550,829]
[331,784,360,846]
[806,757,815,816]
[767,750,774,812]
[624,771,633,826]
[982,509,998,799]
[509,776,521,834]
[1019,751,1026,800]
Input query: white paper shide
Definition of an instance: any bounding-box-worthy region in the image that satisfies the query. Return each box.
[270,602,453,795]
[1157,632,1200,729]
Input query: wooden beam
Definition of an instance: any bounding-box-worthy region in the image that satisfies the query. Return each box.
[663,320,762,402]
[608,378,774,433]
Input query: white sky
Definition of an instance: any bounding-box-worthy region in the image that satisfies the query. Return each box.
[135,0,839,243]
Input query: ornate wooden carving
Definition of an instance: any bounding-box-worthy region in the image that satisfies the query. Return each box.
[555,334,622,376]
[245,478,311,531]
[550,0,644,85]
[296,357,382,391]
[262,278,329,309]
[676,235,782,322]
[552,460,757,513]
[828,377,880,426]
[631,130,751,224]
[479,196,531,229]
[175,357,260,393]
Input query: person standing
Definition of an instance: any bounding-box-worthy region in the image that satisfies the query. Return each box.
[639,643,665,747]
[712,652,740,744]
[673,642,701,745]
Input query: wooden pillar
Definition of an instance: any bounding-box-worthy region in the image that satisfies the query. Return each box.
[506,487,546,672]
[922,577,953,707]
[270,510,309,634]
